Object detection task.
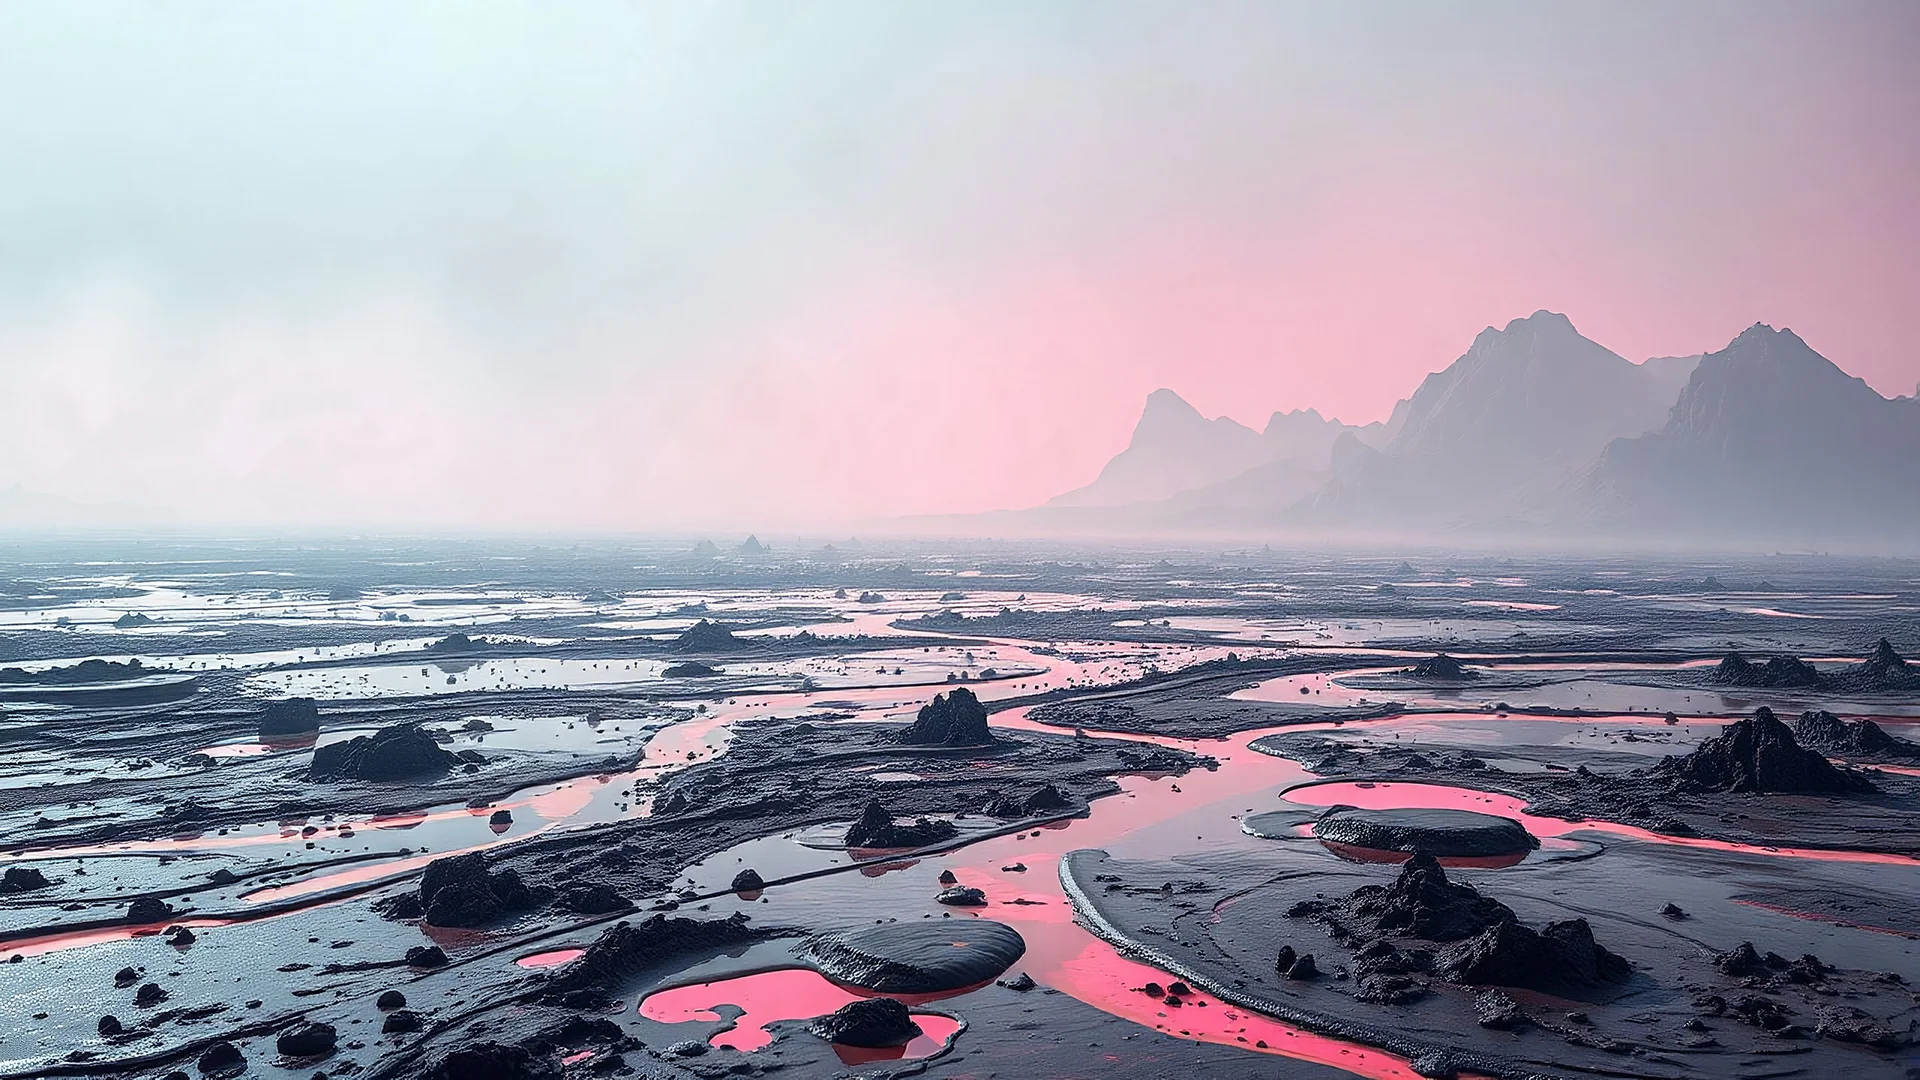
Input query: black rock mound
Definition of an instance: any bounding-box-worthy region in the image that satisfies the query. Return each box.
[414,852,541,927]
[425,632,490,654]
[1313,806,1539,858]
[672,620,739,653]
[843,799,958,849]
[1656,708,1872,794]
[662,661,720,678]
[425,1043,558,1080]
[1437,917,1631,989]
[1406,654,1477,680]
[275,1021,337,1057]
[898,687,995,747]
[1710,652,1824,689]
[0,866,52,893]
[259,697,322,738]
[1290,854,1631,992]
[799,919,1026,994]
[808,997,922,1048]
[1794,710,1920,759]
[979,783,1074,819]
[309,725,461,782]
[541,912,757,1007]
[1833,638,1920,692]
[1292,851,1517,942]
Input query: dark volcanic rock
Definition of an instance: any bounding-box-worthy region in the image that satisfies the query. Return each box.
[276,1021,337,1057]
[808,997,922,1048]
[1436,917,1631,990]
[843,798,958,848]
[1294,855,1630,992]
[541,913,758,1006]
[1313,806,1538,858]
[425,632,487,654]
[309,725,460,782]
[97,1015,123,1037]
[425,1042,558,1080]
[127,896,174,923]
[134,982,169,1007]
[415,852,540,927]
[731,868,766,892]
[375,989,407,1010]
[0,866,52,893]
[381,1009,424,1034]
[935,885,987,906]
[672,620,739,653]
[259,697,323,737]
[1020,783,1072,813]
[196,1041,244,1076]
[1711,652,1825,689]
[1407,654,1477,680]
[1795,710,1920,759]
[898,687,995,747]
[559,883,629,915]
[1656,708,1872,793]
[405,945,449,968]
[1834,638,1920,692]
[1291,852,1517,942]
[799,919,1026,994]
[662,661,720,678]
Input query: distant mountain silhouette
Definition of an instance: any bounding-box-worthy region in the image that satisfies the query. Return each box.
[1575,324,1920,537]
[1049,391,1391,511]
[1296,311,1693,524]
[1010,310,1916,549]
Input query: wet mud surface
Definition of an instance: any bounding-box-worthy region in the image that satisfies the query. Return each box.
[3,538,1920,1079]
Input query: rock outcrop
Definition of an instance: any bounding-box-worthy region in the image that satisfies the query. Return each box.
[898,688,995,747]
[1289,854,1631,993]
[541,913,758,1007]
[1407,654,1476,680]
[843,799,958,849]
[308,725,462,782]
[1794,710,1920,759]
[1655,708,1872,794]
[411,852,541,927]
[1710,652,1824,689]
[0,866,52,893]
[672,620,739,653]
[1832,639,1920,692]
[259,697,322,738]
[807,998,921,1048]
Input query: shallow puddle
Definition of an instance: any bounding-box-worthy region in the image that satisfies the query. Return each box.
[638,967,964,1058]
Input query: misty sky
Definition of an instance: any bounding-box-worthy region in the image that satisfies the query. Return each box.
[2,1,1916,530]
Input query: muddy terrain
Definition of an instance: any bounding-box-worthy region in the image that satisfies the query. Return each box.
[1,537,1918,1079]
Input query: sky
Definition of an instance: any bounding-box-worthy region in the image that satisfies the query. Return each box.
[1,1,1916,530]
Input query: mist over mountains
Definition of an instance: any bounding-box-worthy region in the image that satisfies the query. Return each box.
[1033,312,1920,550]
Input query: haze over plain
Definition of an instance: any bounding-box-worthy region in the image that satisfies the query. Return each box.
[1,2,1916,534]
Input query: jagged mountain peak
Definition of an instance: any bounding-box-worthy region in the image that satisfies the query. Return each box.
[1141,387,1202,419]
[1577,324,1920,537]
[1263,407,1327,431]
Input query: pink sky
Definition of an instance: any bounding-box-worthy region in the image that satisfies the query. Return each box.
[2,3,1916,528]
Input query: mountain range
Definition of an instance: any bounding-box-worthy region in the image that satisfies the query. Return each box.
[1035,311,1920,547]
